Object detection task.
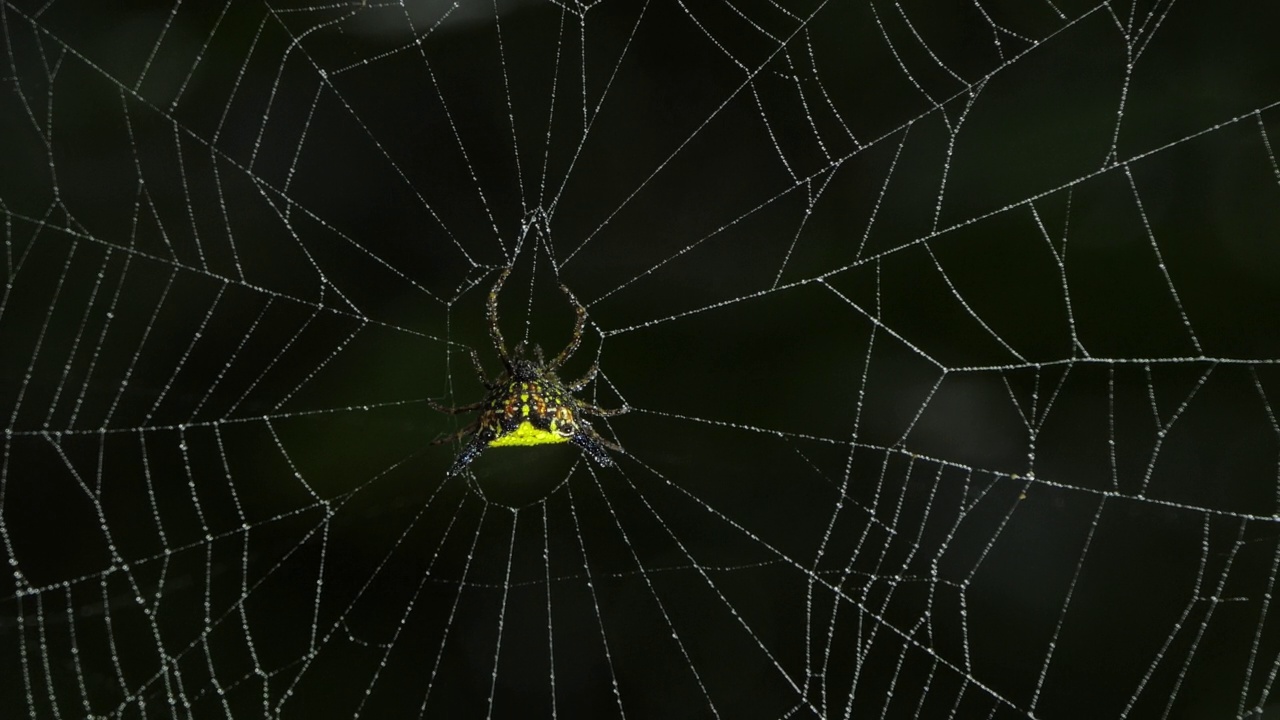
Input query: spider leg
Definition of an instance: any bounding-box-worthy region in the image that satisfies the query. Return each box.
[548,283,586,371]
[579,400,629,417]
[446,428,497,476]
[488,266,513,370]
[565,359,598,392]
[571,431,614,467]
[427,397,486,415]
[468,347,490,388]
[570,422,623,466]
[429,419,479,446]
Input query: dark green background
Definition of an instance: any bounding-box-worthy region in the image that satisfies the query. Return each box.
[2,1,1279,717]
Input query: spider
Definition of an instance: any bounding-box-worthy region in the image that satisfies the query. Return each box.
[429,267,626,476]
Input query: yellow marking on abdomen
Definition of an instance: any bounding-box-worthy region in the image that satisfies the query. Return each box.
[488,421,569,447]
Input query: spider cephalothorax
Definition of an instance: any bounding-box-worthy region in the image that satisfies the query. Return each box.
[429,267,625,476]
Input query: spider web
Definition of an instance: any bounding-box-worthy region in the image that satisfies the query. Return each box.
[3,0,1280,717]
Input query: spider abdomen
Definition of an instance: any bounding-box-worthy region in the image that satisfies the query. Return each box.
[485,380,579,447]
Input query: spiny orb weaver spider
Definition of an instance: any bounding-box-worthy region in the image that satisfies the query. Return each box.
[429,267,626,476]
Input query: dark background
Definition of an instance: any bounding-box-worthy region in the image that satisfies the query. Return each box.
[2,1,1280,718]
